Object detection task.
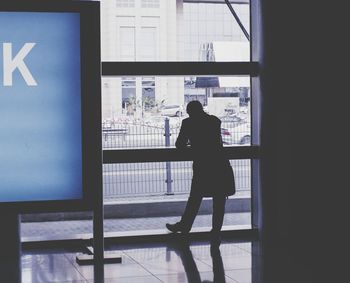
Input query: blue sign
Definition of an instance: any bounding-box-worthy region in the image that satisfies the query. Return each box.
[0,12,82,202]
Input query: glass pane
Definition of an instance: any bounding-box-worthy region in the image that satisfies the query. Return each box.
[103,159,251,232]
[21,159,250,241]
[104,160,250,198]
[141,0,160,9]
[116,0,136,8]
[101,0,250,61]
[119,26,136,60]
[102,76,251,149]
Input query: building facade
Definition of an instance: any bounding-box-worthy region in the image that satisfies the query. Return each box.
[101,0,249,121]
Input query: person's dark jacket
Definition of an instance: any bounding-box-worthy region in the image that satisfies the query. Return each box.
[175,113,235,197]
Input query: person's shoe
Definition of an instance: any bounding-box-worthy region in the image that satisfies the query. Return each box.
[166,222,188,234]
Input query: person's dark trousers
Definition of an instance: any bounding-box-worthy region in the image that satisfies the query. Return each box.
[212,195,226,232]
[180,194,226,232]
[180,193,202,232]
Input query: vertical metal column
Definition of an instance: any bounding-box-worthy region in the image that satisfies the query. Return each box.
[250,0,262,233]
[76,3,120,275]
[91,2,104,281]
[164,118,174,195]
[0,211,21,283]
[93,161,105,282]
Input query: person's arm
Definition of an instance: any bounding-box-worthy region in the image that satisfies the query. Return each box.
[214,117,224,146]
[175,120,189,149]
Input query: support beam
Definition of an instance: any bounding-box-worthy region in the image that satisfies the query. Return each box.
[0,211,21,283]
[224,0,250,41]
[184,0,249,4]
[102,62,259,76]
[103,146,260,164]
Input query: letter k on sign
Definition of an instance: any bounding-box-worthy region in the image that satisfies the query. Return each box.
[2,42,37,86]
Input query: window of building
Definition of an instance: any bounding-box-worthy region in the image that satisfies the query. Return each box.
[141,0,160,9]
[120,26,136,60]
[121,77,137,115]
[142,76,156,112]
[139,27,157,60]
[116,0,135,8]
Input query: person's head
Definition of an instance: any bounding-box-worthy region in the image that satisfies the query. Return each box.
[186,100,204,117]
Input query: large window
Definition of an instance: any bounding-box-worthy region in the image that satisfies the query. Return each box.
[22,0,259,240]
[101,0,250,62]
[183,1,250,61]
[102,75,251,149]
[99,0,258,235]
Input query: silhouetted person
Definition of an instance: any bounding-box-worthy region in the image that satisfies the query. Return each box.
[166,100,235,239]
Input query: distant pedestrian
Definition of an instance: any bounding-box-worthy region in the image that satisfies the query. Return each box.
[166,100,235,240]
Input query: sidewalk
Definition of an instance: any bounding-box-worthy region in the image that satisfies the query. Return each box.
[21,192,251,242]
[21,212,251,242]
[21,192,250,222]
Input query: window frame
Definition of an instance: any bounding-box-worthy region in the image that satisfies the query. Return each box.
[101,0,261,233]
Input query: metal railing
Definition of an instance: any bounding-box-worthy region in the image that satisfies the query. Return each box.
[103,160,250,199]
[102,116,251,200]
[102,115,251,149]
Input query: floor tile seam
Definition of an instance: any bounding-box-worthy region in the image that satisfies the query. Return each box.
[42,280,88,283]
[235,244,253,254]
[70,259,162,282]
[123,262,165,283]
[227,275,240,283]
[224,267,254,272]
[192,255,213,269]
[148,273,165,283]
[119,250,142,265]
[63,253,91,282]
[198,258,252,272]
[156,270,240,283]
[192,270,241,283]
[120,248,252,270]
[116,252,159,279]
[102,273,163,281]
[125,255,185,279]
[220,268,246,283]
[192,256,222,278]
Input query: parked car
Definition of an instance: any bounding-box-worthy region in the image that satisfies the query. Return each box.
[143,116,182,129]
[221,122,251,145]
[160,105,184,117]
[102,119,113,129]
[220,115,244,123]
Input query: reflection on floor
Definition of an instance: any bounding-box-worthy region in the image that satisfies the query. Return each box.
[22,238,259,283]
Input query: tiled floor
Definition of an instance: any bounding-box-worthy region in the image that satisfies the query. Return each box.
[21,238,260,283]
